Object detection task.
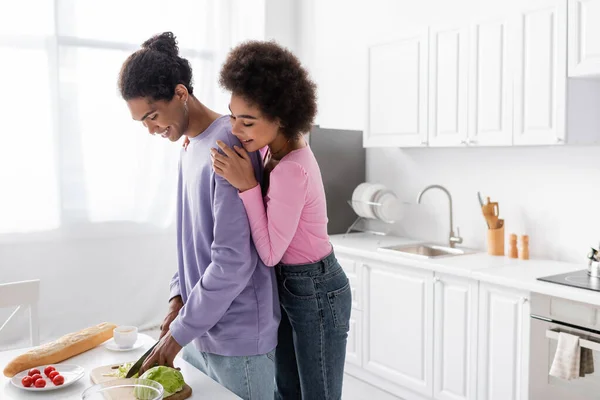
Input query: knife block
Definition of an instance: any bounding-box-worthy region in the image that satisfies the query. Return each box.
[487,225,505,256]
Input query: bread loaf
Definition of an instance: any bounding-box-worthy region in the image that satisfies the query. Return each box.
[3,322,116,377]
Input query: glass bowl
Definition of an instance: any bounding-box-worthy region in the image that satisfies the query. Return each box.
[81,378,164,400]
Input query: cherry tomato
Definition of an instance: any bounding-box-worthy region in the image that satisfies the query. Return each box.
[28,368,40,377]
[44,366,56,376]
[48,370,60,379]
[52,374,65,386]
[34,378,46,388]
[21,376,33,387]
[30,374,43,382]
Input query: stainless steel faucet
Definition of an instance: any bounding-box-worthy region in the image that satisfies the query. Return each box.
[416,184,463,248]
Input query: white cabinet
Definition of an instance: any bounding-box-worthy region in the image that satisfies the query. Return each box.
[346,309,363,367]
[364,31,429,147]
[338,256,362,311]
[433,274,478,400]
[568,0,600,76]
[428,25,469,147]
[335,249,531,400]
[364,0,600,148]
[363,261,434,397]
[467,17,513,146]
[513,0,567,145]
[477,283,530,400]
[338,256,363,369]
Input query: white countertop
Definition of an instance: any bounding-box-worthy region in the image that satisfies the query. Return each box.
[331,233,600,306]
[0,333,240,400]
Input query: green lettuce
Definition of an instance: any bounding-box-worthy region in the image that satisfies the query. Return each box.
[101,362,138,379]
[134,366,185,398]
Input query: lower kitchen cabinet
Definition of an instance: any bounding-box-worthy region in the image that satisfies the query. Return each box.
[363,261,434,397]
[433,273,478,400]
[346,308,363,367]
[477,283,530,400]
[337,251,530,400]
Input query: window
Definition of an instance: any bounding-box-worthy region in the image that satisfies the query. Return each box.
[0,0,265,234]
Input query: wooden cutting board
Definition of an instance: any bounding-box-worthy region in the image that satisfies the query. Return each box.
[90,362,192,400]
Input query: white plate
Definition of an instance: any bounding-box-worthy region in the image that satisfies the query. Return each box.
[351,182,370,217]
[11,364,85,392]
[360,183,386,219]
[375,191,403,222]
[104,337,144,352]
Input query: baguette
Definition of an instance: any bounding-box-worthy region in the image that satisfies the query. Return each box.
[3,322,116,377]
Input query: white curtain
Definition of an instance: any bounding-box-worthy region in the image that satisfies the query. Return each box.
[0,0,265,349]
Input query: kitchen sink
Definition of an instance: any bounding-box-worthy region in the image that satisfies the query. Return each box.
[378,243,473,259]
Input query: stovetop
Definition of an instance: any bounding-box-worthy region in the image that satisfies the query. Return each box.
[538,269,600,292]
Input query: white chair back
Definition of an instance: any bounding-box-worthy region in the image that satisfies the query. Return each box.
[0,279,40,346]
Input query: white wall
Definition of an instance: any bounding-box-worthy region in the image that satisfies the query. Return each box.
[0,226,174,350]
[298,0,600,263]
[368,145,600,263]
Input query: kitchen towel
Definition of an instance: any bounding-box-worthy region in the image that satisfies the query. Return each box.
[579,339,595,377]
[549,332,581,380]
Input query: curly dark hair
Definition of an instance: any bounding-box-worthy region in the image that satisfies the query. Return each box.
[118,32,193,101]
[219,41,317,139]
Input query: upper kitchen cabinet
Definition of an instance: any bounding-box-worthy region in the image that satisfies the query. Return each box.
[568,0,600,76]
[467,17,514,146]
[428,25,469,147]
[364,31,429,147]
[364,0,600,148]
[513,0,600,145]
[512,0,567,145]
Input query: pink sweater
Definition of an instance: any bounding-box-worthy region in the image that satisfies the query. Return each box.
[239,146,332,267]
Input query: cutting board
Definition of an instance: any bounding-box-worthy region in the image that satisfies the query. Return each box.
[90,362,192,400]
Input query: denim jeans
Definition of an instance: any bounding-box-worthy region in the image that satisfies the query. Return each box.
[182,344,275,400]
[274,251,352,400]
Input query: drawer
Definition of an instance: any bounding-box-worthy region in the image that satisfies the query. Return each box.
[337,256,362,311]
[533,293,600,330]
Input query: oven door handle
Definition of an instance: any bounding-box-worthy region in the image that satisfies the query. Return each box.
[546,329,600,352]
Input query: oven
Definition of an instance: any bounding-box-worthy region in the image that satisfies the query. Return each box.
[530,293,600,400]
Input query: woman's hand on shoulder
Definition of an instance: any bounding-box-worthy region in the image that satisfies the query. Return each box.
[211,140,258,192]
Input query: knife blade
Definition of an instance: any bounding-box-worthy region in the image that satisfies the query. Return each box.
[125,341,159,378]
[477,191,484,207]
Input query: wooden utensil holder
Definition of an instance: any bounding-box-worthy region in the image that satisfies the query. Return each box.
[487,225,505,256]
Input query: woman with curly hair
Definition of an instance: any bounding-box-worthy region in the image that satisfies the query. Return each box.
[211,41,352,400]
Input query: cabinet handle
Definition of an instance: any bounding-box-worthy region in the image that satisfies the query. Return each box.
[460,139,468,145]
[468,138,478,145]
[433,277,441,284]
[556,137,564,144]
[520,297,529,305]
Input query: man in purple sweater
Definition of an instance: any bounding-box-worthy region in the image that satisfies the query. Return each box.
[117,32,280,399]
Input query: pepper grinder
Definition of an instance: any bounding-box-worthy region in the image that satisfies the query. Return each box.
[508,234,518,258]
[519,235,529,260]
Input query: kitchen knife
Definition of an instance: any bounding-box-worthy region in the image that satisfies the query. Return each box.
[478,192,490,228]
[125,341,159,378]
[477,191,484,207]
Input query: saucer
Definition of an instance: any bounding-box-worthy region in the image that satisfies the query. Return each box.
[104,338,144,352]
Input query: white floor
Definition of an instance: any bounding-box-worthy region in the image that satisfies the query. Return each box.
[143,328,400,399]
[342,374,401,400]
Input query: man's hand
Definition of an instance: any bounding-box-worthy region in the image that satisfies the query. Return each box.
[159,296,183,340]
[139,331,183,375]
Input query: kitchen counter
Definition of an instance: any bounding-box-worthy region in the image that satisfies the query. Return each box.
[0,333,240,399]
[331,233,600,306]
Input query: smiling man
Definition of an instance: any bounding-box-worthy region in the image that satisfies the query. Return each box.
[117,32,280,400]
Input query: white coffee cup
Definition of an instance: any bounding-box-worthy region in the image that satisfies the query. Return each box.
[113,326,138,348]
